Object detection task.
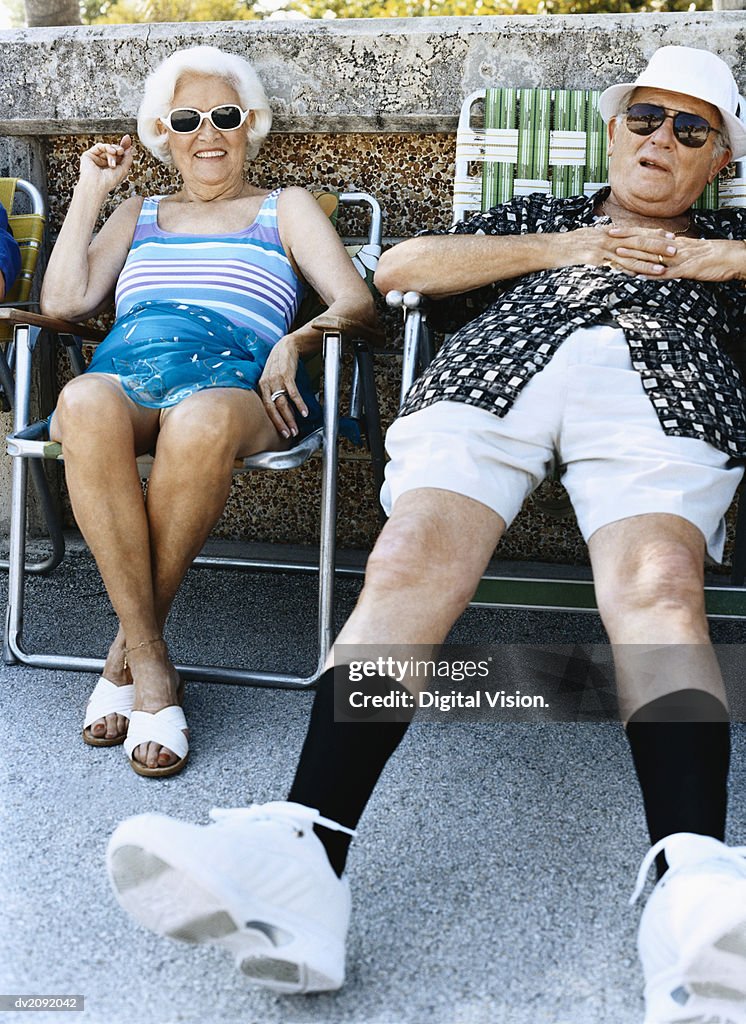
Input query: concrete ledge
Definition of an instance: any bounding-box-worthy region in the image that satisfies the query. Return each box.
[1,13,745,135]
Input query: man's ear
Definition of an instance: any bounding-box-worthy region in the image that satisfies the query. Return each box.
[709,146,732,184]
[607,117,618,157]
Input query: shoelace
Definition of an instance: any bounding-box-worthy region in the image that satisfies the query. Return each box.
[630,837,746,906]
[209,802,357,837]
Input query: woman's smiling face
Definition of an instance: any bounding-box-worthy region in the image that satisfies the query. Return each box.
[158,73,251,199]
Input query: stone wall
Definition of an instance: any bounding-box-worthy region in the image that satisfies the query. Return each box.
[1,13,744,565]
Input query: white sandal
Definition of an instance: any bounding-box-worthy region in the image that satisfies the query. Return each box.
[82,676,135,747]
[124,706,189,778]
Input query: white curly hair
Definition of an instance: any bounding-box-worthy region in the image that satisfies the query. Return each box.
[137,46,272,165]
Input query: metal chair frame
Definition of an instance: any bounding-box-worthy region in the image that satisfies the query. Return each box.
[0,178,65,576]
[387,87,746,619]
[4,191,385,686]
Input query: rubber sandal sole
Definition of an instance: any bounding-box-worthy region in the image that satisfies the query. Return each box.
[129,753,189,778]
[82,726,128,748]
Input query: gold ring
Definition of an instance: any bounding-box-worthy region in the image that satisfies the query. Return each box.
[657,253,665,266]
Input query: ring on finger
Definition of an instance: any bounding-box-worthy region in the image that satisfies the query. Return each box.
[657,253,666,267]
[270,389,287,403]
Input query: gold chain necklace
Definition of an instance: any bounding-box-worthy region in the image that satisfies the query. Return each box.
[601,201,691,237]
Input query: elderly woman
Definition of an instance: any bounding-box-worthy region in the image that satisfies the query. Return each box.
[41,46,376,778]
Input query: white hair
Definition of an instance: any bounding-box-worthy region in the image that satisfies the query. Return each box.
[137,46,273,165]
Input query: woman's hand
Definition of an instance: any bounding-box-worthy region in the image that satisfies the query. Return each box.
[79,135,134,196]
[257,332,309,439]
[42,137,141,322]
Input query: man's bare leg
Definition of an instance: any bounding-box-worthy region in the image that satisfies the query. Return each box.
[327,487,505,691]
[589,512,723,721]
[288,488,505,871]
[589,513,729,870]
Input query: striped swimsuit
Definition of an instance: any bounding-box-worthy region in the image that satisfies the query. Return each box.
[86,188,316,414]
[114,188,302,340]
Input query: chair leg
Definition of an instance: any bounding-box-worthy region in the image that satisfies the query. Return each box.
[354,341,386,518]
[0,341,65,575]
[419,320,435,374]
[400,306,425,407]
[0,341,13,411]
[316,330,342,673]
[731,487,746,586]
[61,332,87,378]
[4,324,36,664]
[4,435,29,665]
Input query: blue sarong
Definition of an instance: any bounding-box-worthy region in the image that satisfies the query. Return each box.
[87,300,326,437]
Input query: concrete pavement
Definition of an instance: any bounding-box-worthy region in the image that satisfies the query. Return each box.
[1,542,745,1024]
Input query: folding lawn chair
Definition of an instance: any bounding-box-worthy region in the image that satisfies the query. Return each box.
[3,190,385,686]
[0,177,64,576]
[387,87,746,618]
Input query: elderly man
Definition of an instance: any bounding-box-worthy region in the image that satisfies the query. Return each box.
[108,47,746,1023]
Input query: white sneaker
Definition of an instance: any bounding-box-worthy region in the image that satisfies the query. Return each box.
[106,801,355,993]
[632,832,746,1024]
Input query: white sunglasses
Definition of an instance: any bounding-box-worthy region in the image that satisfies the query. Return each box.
[160,104,250,134]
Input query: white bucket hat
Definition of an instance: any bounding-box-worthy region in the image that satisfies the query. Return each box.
[599,46,746,159]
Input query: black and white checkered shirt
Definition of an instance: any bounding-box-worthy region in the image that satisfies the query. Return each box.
[401,188,746,458]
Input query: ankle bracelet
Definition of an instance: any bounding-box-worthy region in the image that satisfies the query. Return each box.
[123,636,165,669]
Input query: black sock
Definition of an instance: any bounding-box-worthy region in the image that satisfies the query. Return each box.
[287,666,413,876]
[626,688,730,878]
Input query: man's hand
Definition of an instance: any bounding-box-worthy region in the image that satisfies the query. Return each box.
[549,224,623,269]
[618,234,746,283]
[605,227,746,282]
[553,224,677,276]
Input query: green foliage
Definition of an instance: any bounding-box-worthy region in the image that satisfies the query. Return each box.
[3,0,28,26]
[80,0,710,24]
[255,0,709,15]
[83,0,257,22]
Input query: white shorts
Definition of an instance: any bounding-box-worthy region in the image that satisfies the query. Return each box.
[381,325,744,562]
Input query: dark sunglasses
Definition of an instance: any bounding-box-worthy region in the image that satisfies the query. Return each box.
[160,104,250,134]
[624,103,722,149]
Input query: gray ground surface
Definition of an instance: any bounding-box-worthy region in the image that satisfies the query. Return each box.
[1,541,745,1024]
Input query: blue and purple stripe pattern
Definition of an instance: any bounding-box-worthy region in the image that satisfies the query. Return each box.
[114,188,302,343]
[83,188,326,430]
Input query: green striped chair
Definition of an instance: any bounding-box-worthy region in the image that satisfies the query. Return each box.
[389,87,746,618]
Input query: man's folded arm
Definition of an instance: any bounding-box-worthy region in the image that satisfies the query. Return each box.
[374,231,564,300]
